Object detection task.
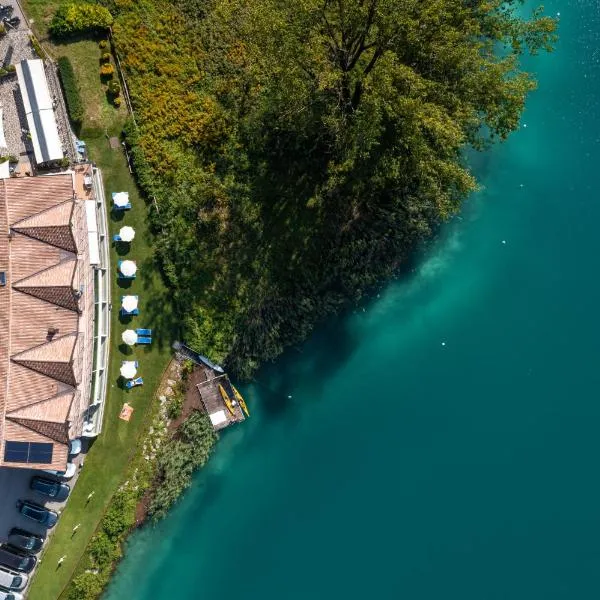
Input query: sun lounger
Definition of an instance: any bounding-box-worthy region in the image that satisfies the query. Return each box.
[136,328,152,336]
[120,307,139,316]
[137,337,152,345]
[125,377,143,389]
[113,234,122,242]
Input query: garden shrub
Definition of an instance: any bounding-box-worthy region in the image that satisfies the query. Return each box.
[101,52,111,63]
[57,56,84,126]
[50,2,113,37]
[100,62,114,77]
[99,39,108,49]
[113,96,122,107]
[166,394,183,420]
[89,533,116,568]
[29,34,43,57]
[68,572,103,600]
[108,79,121,95]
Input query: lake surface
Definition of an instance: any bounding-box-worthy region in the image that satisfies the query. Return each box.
[104,2,600,598]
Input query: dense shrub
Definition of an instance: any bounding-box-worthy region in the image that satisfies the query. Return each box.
[89,533,117,568]
[101,52,111,63]
[149,411,217,520]
[50,2,113,37]
[108,79,120,95]
[100,491,134,538]
[57,56,84,126]
[29,34,43,57]
[68,573,103,600]
[99,39,108,49]
[100,62,114,77]
[166,394,183,419]
[113,96,122,107]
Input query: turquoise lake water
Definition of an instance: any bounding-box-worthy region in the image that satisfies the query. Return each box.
[104,2,600,598]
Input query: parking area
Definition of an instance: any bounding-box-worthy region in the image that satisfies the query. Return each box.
[0,441,87,585]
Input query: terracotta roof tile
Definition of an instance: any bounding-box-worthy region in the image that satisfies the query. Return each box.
[6,391,73,422]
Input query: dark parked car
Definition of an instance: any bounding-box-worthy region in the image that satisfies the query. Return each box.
[2,16,18,26]
[16,500,58,528]
[7,529,44,555]
[0,546,36,574]
[30,476,70,502]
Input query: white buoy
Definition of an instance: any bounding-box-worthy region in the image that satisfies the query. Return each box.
[441,342,446,346]
[523,123,527,128]
[502,240,506,244]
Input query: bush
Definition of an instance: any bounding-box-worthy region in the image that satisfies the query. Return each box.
[100,62,114,77]
[108,79,120,95]
[101,491,133,539]
[0,23,6,37]
[113,96,122,107]
[7,64,15,72]
[7,155,17,163]
[68,572,103,600]
[166,394,183,420]
[58,56,84,126]
[101,52,111,63]
[60,157,70,168]
[89,532,118,568]
[50,2,113,37]
[29,34,43,57]
[99,39,108,49]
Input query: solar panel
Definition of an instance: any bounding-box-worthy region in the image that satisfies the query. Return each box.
[0,271,5,286]
[28,442,53,463]
[3,441,53,464]
[4,441,29,463]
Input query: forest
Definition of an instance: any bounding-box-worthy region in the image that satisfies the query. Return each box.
[100,0,556,377]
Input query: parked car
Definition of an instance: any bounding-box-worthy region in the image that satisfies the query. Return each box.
[0,566,27,591]
[2,16,19,28]
[0,547,36,574]
[30,476,70,502]
[7,529,44,555]
[42,462,76,480]
[0,590,23,600]
[69,439,82,457]
[16,500,58,528]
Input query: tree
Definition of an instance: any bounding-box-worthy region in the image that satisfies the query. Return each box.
[109,0,556,377]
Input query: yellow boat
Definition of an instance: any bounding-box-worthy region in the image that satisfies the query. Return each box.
[218,384,236,416]
[232,385,250,417]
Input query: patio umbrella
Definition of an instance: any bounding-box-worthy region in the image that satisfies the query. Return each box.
[121,295,138,313]
[120,260,137,277]
[120,361,137,379]
[122,330,138,346]
[119,226,135,242]
[113,192,129,208]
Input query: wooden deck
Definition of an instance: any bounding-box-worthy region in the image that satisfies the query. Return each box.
[194,365,245,430]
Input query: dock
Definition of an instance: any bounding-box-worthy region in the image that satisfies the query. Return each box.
[174,342,246,431]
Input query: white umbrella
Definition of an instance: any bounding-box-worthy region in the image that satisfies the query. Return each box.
[119,226,135,242]
[122,330,138,346]
[120,260,137,277]
[120,361,137,379]
[121,295,138,313]
[113,192,129,208]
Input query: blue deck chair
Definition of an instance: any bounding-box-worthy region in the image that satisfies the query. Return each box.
[136,328,152,336]
[137,337,152,345]
[113,234,122,242]
[125,377,143,389]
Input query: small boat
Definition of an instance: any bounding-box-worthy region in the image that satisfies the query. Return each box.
[232,385,249,417]
[218,384,235,416]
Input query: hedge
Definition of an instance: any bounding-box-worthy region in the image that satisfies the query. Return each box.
[57,56,84,126]
[50,2,113,37]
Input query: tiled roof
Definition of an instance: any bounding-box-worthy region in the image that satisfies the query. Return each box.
[0,174,93,470]
[13,259,79,311]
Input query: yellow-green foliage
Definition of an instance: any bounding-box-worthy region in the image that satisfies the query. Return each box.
[50,2,113,37]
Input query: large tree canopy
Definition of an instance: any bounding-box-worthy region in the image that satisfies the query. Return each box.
[106,0,555,377]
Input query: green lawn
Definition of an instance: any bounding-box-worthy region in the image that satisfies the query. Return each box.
[21,3,179,599]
